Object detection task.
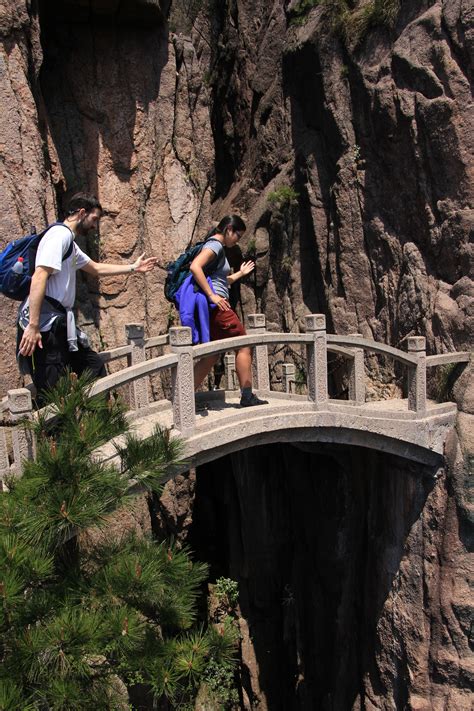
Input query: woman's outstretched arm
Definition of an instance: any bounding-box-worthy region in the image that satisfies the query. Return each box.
[227,260,255,285]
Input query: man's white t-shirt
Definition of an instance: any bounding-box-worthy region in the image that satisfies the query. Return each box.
[36,224,90,309]
[18,224,91,334]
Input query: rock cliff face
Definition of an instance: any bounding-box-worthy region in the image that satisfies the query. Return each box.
[204,0,473,354]
[0,0,215,389]
[190,435,472,710]
[0,0,472,708]
[184,6,472,703]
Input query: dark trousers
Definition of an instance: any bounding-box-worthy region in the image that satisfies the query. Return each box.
[17,322,106,404]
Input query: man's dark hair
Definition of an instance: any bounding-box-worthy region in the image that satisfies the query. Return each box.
[66,193,102,216]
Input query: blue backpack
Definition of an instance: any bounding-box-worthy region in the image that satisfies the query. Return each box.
[164,238,224,304]
[0,223,73,301]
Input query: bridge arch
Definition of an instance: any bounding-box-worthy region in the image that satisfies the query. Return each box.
[179,427,443,474]
[174,404,447,478]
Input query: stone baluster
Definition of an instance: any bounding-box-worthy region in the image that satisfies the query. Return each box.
[407,336,426,413]
[282,363,296,394]
[247,314,270,391]
[224,353,238,391]
[170,326,195,437]
[348,333,365,405]
[0,420,9,489]
[7,388,35,476]
[305,314,328,408]
[126,323,149,410]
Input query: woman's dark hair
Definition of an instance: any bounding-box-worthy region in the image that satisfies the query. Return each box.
[206,214,246,239]
[66,192,103,216]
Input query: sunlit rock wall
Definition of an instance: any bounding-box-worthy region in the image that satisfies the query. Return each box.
[206,0,473,355]
[0,0,213,393]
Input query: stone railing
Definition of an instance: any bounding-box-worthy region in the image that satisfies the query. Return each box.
[0,314,470,482]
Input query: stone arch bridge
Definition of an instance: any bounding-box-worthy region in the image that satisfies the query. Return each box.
[1,315,470,482]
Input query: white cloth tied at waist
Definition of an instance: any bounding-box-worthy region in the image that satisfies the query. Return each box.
[18,298,90,352]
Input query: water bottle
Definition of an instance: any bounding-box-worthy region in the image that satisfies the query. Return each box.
[12,257,24,274]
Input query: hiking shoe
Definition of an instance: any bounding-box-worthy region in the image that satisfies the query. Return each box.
[240,393,268,407]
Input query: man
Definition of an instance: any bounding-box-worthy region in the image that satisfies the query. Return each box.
[17,192,157,401]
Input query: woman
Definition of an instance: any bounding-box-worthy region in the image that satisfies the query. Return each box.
[190,215,268,407]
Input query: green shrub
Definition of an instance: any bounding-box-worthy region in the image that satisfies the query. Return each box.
[281,255,294,272]
[352,143,362,162]
[203,657,240,707]
[267,185,300,210]
[336,0,401,46]
[246,237,257,256]
[214,577,239,608]
[292,0,400,45]
[289,0,322,25]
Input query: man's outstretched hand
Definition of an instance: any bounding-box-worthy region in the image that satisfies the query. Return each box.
[133,253,159,272]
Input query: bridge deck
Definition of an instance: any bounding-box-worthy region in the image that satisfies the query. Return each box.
[96,392,457,471]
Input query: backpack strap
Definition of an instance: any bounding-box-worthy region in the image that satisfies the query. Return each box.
[203,237,226,273]
[44,222,74,261]
[27,223,74,277]
[62,235,74,261]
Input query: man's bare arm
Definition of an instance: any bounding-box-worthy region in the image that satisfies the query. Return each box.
[18,266,53,356]
[81,252,158,277]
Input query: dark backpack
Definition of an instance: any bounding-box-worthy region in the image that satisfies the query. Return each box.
[0,222,73,301]
[164,238,224,304]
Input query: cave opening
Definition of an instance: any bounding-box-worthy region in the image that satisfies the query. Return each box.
[187,441,435,710]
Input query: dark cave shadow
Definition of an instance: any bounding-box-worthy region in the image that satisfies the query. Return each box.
[188,441,437,711]
[36,1,169,332]
[282,43,346,332]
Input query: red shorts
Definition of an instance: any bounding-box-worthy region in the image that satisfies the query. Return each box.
[210,308,246,340]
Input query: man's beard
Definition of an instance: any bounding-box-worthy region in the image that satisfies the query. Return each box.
[77,219,97,237]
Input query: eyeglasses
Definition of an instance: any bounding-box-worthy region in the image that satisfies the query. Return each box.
[234,230,244,241]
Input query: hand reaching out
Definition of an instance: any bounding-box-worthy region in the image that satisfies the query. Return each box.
[133,253,159,273]
[240,260,255,277]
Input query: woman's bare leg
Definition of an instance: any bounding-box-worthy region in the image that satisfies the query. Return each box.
[194,354,220,389]
[235,346,252,389]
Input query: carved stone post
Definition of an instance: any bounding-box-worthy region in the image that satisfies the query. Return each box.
[305,314,328,408]
[247,314,270,391]
[170,327,195,437]
[282,363,296,394]
[7,388,35,476]
[224,353,238,391]
[348,333,365,405]
[126,323,149,410]
[407,336,426,413]
[0,423,9,488]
